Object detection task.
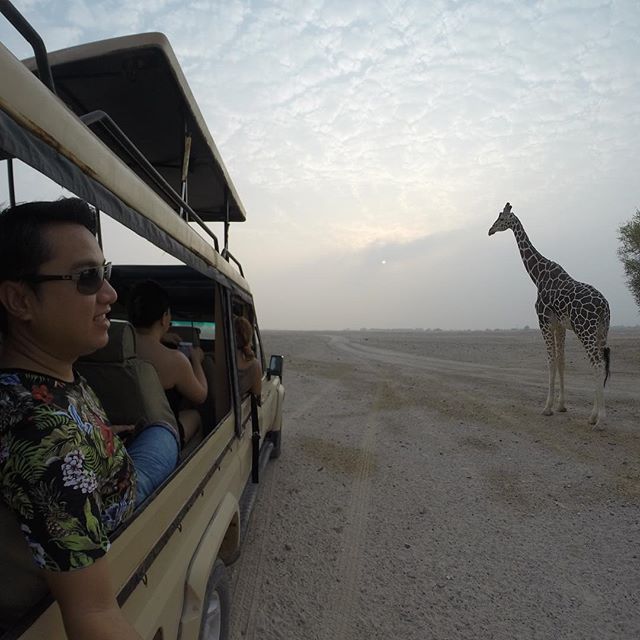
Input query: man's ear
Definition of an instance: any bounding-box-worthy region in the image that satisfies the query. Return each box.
[0,281,35,323]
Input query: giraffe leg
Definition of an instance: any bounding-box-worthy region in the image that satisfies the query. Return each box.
[540,322,556,416]
[575,328,607,427]
[589,353,607,427]
[586,359,606,427]
[554,326,567,412]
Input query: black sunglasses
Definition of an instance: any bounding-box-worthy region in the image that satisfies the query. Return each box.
[24,262,112,295]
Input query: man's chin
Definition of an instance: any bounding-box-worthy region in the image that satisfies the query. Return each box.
[81,333,110,358]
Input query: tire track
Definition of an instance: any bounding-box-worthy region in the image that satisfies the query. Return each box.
[327,334,638,405]
[230,352,348,639]
[240,330,640,640]
[318,392,382,640]
[230,461,278,640]
[328,334,544,384]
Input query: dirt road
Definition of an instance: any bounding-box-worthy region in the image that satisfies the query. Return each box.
[230,328,640,640]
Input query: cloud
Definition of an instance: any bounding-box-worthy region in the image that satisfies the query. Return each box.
[3,0,639,329]
[245,216,637,330]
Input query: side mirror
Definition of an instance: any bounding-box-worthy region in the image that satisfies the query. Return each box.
[267,354,283,381]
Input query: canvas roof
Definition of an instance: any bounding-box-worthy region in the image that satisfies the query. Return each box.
[24,33,246,222]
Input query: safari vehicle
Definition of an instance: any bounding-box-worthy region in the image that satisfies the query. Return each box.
[0,2,284,638]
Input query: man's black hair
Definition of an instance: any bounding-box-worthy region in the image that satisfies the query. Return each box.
[127,280,170,329]
[0,198,97,333]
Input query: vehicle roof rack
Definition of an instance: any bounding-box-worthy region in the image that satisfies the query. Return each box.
[1,2,246,272]
[79,109,220,252]
[21,33,247,226]
[0,0,55,93]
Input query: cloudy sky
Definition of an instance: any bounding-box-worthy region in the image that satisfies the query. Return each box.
[2,0,640,329]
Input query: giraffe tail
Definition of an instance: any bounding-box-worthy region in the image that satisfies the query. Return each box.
[603,346,611,386]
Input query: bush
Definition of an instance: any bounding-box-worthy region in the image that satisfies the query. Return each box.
[618,209,640,310]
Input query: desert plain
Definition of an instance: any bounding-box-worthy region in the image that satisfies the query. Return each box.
[230,327,639,640]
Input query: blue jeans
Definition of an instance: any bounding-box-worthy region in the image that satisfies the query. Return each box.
[127,423,179,507]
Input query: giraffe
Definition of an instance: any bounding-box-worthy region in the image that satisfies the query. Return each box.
[488,202,611,427]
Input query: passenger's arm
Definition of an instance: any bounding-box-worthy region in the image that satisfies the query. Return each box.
[250,359,263,397]
[44,556,142,640]
[174,348,208,404]
[161,331,181,348]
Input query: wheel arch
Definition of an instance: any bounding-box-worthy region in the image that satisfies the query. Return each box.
[177,493,239,639]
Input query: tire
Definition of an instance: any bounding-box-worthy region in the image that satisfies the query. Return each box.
[268,429,282,459]
[198,559,230,640]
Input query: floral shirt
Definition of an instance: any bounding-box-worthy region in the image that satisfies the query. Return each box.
[0,370,136,571]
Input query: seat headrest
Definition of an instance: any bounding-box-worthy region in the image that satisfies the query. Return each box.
[80,320,136,363]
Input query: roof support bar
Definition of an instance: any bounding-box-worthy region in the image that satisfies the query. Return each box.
[0,0,56,94]
[223,186,230,256]
[6,157,16,206]
[178,124,191,219]
[80,110,219,252]
[220,188,244,276]
[95,207,103,249]
[224,250,244,277]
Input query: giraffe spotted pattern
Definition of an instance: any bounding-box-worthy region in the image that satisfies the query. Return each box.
[489,202,610,426]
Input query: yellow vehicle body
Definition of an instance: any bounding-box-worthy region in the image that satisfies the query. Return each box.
[0,10,284,639]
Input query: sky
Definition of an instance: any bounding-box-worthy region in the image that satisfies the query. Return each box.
[1,0,640,330]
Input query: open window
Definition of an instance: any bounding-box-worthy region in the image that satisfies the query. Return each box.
[231,297,264,400]
[109,264,233,438]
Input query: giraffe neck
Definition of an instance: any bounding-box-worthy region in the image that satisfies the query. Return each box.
[510,215,549,288]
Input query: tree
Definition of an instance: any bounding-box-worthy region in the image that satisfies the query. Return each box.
[618,209,640,310]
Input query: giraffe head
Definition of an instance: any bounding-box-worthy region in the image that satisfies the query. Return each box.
[488,202,516,236]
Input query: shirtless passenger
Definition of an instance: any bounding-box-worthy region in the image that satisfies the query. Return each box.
[127,280,208,447]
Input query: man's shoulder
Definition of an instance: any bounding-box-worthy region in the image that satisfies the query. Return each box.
[0,369,72,389]
[2,371,79,399]
[0,371,75,432]
[0,370,28,391]
[0,370,50,404]
[161,345,189,369]
[0,372,36,425]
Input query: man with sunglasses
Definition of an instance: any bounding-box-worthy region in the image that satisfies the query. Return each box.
[0,199,177,639]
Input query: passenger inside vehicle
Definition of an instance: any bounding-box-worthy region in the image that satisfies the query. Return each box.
[127,280,207,447]
[167,324,218,433]
[76,319,182,481]
[234,315,262,398]
[0,199,176,638]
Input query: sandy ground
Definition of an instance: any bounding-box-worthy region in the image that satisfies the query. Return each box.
[229,328,640,640]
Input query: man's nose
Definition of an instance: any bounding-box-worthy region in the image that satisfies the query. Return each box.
[98,279,118,304]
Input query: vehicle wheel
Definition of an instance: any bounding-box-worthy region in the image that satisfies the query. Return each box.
[269,429,282,459]
[198,559,230,640]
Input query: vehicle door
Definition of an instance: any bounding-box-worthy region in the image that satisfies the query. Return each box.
[253,321,279,437]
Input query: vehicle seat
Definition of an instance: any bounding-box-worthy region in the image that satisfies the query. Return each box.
[76,320,176,429]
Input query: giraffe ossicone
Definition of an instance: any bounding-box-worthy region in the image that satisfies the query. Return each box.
[489,202,611,428]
